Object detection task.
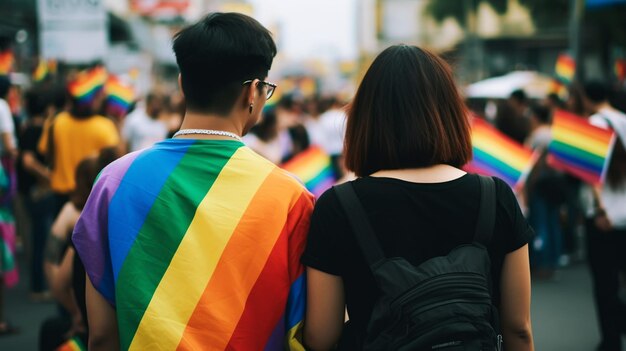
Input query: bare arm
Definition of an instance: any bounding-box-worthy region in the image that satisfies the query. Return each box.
[45,248,84,336]
[500,244,534,351]
[22,150,50,183]
[1,132,16,158]
[304,267,345,351]
[86,275,119,351]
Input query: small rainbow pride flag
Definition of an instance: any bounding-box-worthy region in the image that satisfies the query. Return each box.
[68,66,107,104]
[464,118,536,188]
[616,58,626,82]
[548,109,616,185]
[56,336,86,351]
[33,59,48,82]
[555,54,576,84]
[0,50,14,75]
[281,146,336,197]
[105,76,134,116]
[73,140,313,350]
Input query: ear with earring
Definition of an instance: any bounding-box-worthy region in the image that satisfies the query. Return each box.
[249,103,254,114]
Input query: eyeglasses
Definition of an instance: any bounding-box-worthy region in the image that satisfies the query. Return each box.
[242,80,277,100]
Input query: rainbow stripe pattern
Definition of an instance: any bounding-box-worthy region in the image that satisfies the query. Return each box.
[56,336,86,351]
[105,76,135,116]
[281,146,336,197]
[464,118,535,188]
[547,109,616,185]
[72,139,314,351]
[555,54,576,84]
[33,59,48,82]
[0,50,13,75]
[68,67,107,104]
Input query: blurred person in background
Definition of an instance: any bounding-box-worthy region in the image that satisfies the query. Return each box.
[40,148,120,351]
[38,72,120,217]
[244,107,283,164]
[276,94,310,162]
[17,88,56,300]
[315,96,346,178]
[495,89,531,144]
[580,81,626,351]
[122,92,168,152]
[524,104,567,279]
[0,74,19,336]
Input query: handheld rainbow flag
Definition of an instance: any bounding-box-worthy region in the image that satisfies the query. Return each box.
[68,66,107,104]
[555,54,576,84]
[281,146,336,197]
[73,139,313,350]
[0,50,14,75]
[616,58,626,82]
[33,59,49,82]
[55,336,86,351]
[105,76,134,117]
[547,109,616,185]
[464,118,536,188]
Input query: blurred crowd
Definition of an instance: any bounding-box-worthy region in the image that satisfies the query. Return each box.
[0,63,625,348]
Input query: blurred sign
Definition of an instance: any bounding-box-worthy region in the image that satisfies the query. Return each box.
[131,0,190,17]
[37,0,108,63]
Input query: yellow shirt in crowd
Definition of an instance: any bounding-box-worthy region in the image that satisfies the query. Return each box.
[38,112,119,193]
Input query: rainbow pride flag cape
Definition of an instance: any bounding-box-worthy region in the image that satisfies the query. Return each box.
[105,76,134,116]
[56,336,86,351]
[68,67,107,103]
[281,146,336,197]
[33,59,48,82]
[464,118,536,188]
[547,109,616,185]
[73,139,314,350]
[0,50,14,75]
[555,54,576,84]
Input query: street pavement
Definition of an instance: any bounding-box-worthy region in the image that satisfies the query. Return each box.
[0,258,613,350]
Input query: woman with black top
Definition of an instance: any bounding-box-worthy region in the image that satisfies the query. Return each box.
[302,45,534,351]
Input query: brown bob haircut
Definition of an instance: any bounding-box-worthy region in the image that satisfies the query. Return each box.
[344,45,472,177]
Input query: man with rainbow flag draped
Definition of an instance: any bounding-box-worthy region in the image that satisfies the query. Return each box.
[72,13,314,351]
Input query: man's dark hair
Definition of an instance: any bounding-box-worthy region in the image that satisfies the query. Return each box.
[583,80,609,103]
[25,88,52,117]
[172,13,277,116]
[344,45,472,177]
[510,89,528,104]
[530,104,551,124]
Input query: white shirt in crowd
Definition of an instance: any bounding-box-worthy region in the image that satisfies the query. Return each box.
[122,107,168,152]
[311,108,346,156]
[0,98,16,155]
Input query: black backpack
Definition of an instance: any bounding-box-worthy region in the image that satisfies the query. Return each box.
[334,175,502,351]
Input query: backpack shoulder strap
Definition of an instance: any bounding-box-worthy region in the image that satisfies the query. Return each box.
[334,182,386,268]
[474,175,496,245]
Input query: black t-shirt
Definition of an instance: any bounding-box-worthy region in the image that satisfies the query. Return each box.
[17,123,45,195]
[301,174,533,337]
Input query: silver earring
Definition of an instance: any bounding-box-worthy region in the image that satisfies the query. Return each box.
[249,103,254,114]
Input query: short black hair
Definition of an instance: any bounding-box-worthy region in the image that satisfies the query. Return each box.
[25,88,52,117]
[172,13,277,115]
[583,80,609,103]
[510,89,527,103]
[530,104,551,124]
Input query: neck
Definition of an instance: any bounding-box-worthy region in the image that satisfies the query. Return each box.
[178,110,244,140]
[370,164,466,183]
[596,102,612,112]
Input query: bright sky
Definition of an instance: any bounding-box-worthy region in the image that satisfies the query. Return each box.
[250,0,358,62]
